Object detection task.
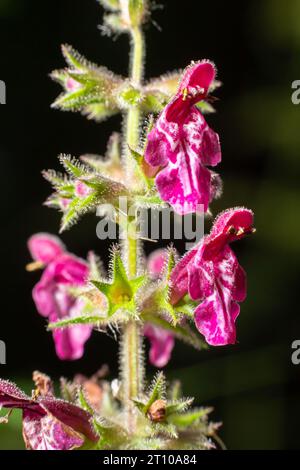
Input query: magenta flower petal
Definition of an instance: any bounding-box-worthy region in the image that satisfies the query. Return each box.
[0,378,30,408]
[51,292,92,361]
[0,379,98,450]
[52,326,91,361]
[169,207,254,346]
[65,77,81,92]
[194,297,240,346]
[178,61,216,102]
[191,246,241,345]
[51,254,88,285]
[232,264,247,302]
[28,233,65,265]
[40,398,98,443]
[204,207,254,257]
[169,247,197,305]
[144,325,175,368]
[23,412,84,450]
[188,261,214,301]
[155,146,213,215]
[145,61,221,214]
[145,250,176,367]
[32,280,56,317]
[147,249,168,279]
[29,235,91,361]
[75,181,92,197]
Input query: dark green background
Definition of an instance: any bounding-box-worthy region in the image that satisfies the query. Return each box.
[0,0,300,449]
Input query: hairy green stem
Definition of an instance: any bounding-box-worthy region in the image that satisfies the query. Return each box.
[121,25,145,432]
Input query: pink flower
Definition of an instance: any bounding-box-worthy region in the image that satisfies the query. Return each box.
[147,248,168,279]
[74,181,92,198]
[144,249,175,367]
[65,77,82,92]
[170,208,255,346]
[0,379,98,450]
[144,324,174,368]
[28,234,92,360]
[145,61,221,215]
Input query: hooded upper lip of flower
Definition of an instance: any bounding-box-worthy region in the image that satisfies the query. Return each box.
[169,208,255,346]
[0,378,98,450]
[27,233,92,361]
[144,60,222,215]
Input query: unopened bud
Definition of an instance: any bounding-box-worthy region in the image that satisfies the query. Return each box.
[120,0,147,28]
[147,399,166,422]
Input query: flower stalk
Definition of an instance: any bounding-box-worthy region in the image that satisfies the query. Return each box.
[121,20,145,430]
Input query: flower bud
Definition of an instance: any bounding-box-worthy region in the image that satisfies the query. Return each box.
[120,0,148,28]
[147,399,166,422]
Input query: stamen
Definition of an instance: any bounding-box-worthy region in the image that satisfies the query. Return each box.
[227,226,236,235]
[0,409,12,424]
[31,388,40,400]
[236,228,245,237]
[26,260,44,272]
[182,88,188,101]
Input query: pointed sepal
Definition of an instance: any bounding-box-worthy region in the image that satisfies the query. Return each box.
[44,154,129,232]
[81,133,124,182]
[91,249,145,317]
[51,44,123,122]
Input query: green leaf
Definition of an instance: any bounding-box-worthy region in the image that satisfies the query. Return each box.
[42,169,71,189]
[173,296,197,319]
[165,398,194,417]
[61,44,89,70]
[81,132,122,177]
[150,422,178,439]
[60,192,98,232]
[144,372,166,414]
[48,314,107,329]
[168,408,213,428]
[127,146,153,191]
[132,399,146,413]
[77,388,94,414]
[82,102,119,122]
[164,248,176,281]
[67,71,98,86]
[142,313,207,351]
[135,194,164,208]
[59,154,89,178]
[51,45,123,121]
[52,87,98,111]
[142,91,168,113]
[128,146,143,165]
[51,69,69,86]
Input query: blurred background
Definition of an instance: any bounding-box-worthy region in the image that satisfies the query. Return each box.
[0,0,300,449]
